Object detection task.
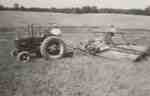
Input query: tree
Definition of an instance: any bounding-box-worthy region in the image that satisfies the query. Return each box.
[14,3,20,9]
[0,4,4,10]
[90,6,98,13]
[20,5,25,10]
[82,6,91,13]
[145,6,150,12]
[144,6,150,15]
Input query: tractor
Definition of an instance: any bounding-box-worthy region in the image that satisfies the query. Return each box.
[10,24,66,63]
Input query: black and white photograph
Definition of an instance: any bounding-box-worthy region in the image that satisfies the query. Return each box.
[0,0,150,96]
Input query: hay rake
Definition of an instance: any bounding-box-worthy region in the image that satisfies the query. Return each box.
[65,26,150,62]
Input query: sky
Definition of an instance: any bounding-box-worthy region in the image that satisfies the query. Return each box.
[0,0,150,9]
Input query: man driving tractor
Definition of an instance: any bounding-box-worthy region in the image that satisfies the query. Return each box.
[103,25,117,46]
[42,24,62,37]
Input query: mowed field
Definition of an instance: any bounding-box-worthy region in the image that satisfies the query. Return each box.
[0,11,150,96]
[1,11,150,29]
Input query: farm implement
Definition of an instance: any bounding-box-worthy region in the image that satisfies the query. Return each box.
[77,39,150,62]
[10,24,150,62]
[70,25,150,62]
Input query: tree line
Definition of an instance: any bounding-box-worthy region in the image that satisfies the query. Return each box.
[0,4,150,16]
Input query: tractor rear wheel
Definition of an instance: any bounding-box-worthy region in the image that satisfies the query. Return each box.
[17,51,31,63]
[40,36,66,59]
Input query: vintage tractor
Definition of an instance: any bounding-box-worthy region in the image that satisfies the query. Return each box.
[10,24,66,63]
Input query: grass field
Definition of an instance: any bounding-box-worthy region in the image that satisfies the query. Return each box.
[1,11,150,29]
[1,11,150,96]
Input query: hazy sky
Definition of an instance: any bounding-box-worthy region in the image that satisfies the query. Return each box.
[0,0,150,9]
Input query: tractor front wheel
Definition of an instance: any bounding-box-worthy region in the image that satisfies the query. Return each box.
[17,51,31,63]
[40,36,66,59]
